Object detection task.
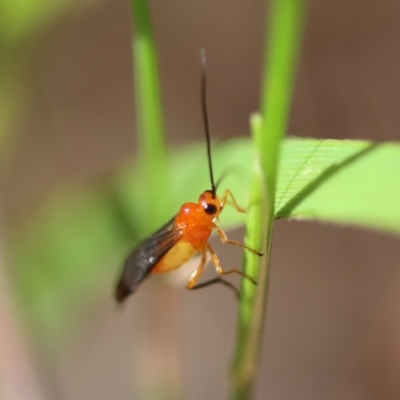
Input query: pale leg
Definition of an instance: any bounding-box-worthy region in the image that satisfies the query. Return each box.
[207,243,257,285]
[186,250,207,289]
[220,189,246,213]
[211,222,263,257]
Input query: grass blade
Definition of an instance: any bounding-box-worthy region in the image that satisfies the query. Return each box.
[130,0,168,231]
[230,0,306,398]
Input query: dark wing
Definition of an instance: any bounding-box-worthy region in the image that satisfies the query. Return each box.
[115,216,181,303]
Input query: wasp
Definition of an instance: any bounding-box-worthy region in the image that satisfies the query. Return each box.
[115,52,262,303]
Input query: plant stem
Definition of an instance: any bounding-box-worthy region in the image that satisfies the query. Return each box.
[130,0,168,231]
[230,1,306,399]
[129,3,183,400]
[230,115,269,400]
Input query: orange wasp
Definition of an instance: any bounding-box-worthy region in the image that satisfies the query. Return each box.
[115,53,262,303]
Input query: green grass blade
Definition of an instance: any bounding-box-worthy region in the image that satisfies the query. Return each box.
[230,0,306,397]
[130,0,169,231]
[261,0,306,212]
[229,116,270,400]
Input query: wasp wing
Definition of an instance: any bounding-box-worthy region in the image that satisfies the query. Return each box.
[115,216,181,302]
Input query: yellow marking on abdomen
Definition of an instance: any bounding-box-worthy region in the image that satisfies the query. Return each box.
[151,240,198,274]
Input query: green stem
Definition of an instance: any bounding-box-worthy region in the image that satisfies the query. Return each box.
[230,115,269,400]
[129,3,181,400]
[230,1,306,398]
[261,0,306,209]
[130,0,168,231]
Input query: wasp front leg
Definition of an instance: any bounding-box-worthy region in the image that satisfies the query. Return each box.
[220,189,247,214]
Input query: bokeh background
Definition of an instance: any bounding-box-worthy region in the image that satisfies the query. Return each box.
[1,0,400,399]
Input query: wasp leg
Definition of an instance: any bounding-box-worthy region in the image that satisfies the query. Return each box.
[186,250,207,289]
[192,278,241,299]
[207,243,257,285]
[211,222,263,257]
[220,189,246,213]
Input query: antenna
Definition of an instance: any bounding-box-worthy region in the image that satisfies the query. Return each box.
[200,49,216,196]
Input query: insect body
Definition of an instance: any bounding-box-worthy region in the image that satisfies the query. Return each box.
[115,53,262,303]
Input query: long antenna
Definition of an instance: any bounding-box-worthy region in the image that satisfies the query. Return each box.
[200,49,216,195]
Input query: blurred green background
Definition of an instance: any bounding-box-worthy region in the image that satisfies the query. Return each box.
[1,0,400,399]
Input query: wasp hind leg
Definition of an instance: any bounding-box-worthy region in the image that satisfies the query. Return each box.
[191,277,241,299]
[187,250,241,298]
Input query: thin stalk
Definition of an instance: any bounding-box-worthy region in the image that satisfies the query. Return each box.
[129,3,183,400]
[130,0,168,231]
[230,115,269,400]
[230,1,306,399]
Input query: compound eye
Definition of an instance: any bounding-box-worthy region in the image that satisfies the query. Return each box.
[204,203,217,215]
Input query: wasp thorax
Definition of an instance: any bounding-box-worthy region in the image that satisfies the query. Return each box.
[199,190,220,216]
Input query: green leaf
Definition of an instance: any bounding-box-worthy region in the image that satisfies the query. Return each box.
[8,137,400,350]
[276,138,400,235]
[118,137,400,236]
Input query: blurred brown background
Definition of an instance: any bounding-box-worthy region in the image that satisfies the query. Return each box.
[1,0,400,399]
